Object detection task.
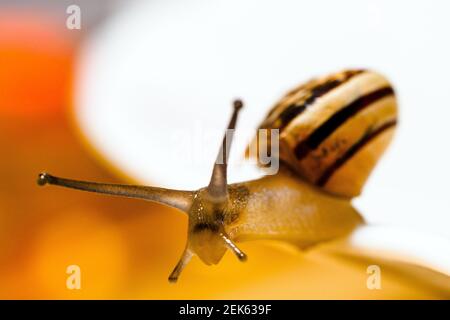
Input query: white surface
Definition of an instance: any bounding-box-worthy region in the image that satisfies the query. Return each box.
[336,225,450,276]
[323,225,450,290]
[75,0,450,239]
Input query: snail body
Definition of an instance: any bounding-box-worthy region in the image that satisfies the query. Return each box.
[38,69,397,282]
[186,165,363,267]
[225,167,363,248]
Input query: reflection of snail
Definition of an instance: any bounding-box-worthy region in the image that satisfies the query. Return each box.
[37,69,397,283]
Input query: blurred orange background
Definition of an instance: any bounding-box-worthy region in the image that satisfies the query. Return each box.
[0,5,447,299]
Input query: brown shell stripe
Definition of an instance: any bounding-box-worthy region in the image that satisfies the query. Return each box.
[316,119,397,186]
[294,86,395,160]
[264,70,365,129]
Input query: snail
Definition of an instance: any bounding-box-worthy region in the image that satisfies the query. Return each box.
[37,69,397,282]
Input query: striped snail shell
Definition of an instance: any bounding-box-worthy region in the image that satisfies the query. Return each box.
[254,69,398,198]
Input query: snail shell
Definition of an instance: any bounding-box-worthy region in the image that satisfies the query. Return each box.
[254,69,398,198]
